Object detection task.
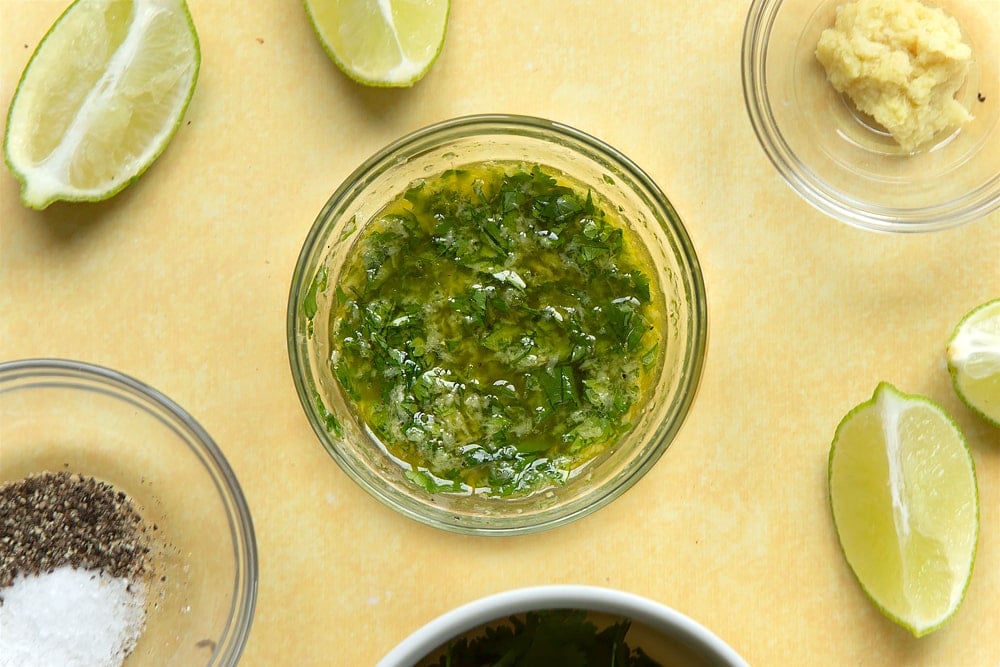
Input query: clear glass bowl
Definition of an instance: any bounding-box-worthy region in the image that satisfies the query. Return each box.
[378,585,749,666]
[287,114,707,536]
[742,0,1000,232]
[0,359,257,666]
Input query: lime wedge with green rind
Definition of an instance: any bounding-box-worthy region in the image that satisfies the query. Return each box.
[947,298,1000,428]
[4,0,200,209]
[829,382,979,638]
[303,0,449,87]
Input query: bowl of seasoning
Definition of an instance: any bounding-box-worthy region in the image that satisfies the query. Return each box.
[0,359,257,666]
[742,0,1000,232]
[378,585,749,666]
[288,114,707,535]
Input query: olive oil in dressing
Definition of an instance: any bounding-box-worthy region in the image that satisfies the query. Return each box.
[330,162,665,497]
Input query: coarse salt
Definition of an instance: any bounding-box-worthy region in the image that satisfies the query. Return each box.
[0,565,147,667]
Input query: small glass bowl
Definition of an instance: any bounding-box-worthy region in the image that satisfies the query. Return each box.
[378,585,749,666]
[287,114,707,536]
[0,359,257,666]
[742,0,1000,232]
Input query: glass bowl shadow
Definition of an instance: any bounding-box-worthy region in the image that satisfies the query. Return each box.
[287,114,707,536]
[0,359,257,666]
[742,0,1000,232]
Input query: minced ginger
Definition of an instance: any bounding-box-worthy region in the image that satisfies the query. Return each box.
[816,0,972,151]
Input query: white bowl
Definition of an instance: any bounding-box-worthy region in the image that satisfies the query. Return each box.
[378,585,748,667]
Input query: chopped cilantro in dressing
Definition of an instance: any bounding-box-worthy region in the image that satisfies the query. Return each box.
[330,163,663,497]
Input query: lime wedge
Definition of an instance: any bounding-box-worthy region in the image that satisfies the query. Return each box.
[3,0,200,210]
[828,383,979,637]
[303,0,449,87]
[947,299,1000,428]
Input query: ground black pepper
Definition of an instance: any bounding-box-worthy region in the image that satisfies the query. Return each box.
[0,472,151,590]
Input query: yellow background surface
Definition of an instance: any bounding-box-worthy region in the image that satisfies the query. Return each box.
[2,1,998,665]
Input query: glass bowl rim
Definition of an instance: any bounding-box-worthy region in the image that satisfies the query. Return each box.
[287,113,708,536]
[0,357,259,665]
[740,0,1000,233]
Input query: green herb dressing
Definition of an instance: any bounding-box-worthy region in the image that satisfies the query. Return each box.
[329,162,664,497]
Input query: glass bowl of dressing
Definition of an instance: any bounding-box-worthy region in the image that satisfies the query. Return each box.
[0,359,257,666]
[287,114,707,536]
[742,0,1000,232]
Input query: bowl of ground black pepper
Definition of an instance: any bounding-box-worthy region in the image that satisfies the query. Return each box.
[288,114,708,535]
[0,359,257,666]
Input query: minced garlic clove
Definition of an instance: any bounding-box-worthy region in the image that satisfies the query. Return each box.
[816,0,972,151]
